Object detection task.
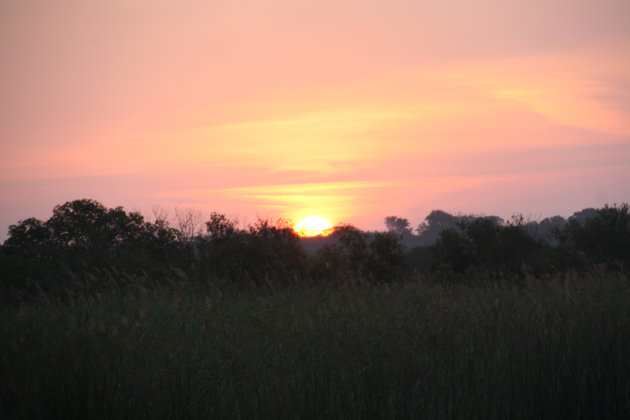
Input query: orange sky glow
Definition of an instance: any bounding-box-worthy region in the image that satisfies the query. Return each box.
[1,0,629,238]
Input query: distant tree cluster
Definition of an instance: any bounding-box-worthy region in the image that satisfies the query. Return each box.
[312,224,407,282]
[1,199,628,303]
[407,204,629,278]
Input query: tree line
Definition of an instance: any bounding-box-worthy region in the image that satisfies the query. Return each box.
[1,199,628,301]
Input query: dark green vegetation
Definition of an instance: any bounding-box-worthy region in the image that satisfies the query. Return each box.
[2,199,629,303]
[1,200,630,418]
[2,271,630,419]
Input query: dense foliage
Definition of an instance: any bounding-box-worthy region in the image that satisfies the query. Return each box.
[1,199,629,304]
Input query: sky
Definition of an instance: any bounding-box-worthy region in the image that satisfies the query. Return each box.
[1,0,629,238]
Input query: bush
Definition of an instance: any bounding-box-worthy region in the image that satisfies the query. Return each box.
[556,203,630,267]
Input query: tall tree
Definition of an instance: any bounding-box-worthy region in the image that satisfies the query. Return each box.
[385,216,412,236]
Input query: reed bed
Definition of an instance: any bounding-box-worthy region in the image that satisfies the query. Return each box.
[2,269,629,419]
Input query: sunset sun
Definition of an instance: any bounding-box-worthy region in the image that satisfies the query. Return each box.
[294,216,334,237]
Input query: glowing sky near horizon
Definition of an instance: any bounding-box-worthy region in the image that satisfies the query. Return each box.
[1,0,629,237]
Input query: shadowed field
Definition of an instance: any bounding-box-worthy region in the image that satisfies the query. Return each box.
[2,269,629,419]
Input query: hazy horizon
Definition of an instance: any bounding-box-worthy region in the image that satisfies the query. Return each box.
[2,0,629,241]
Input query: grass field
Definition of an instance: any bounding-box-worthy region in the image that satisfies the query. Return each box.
[2,269,630,419]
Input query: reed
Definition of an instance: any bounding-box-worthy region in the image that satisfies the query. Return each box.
[2,269,629,419]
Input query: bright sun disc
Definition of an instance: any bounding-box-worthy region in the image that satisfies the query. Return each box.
[294,216,334,237]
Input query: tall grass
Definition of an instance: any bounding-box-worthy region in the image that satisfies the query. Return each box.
[2,269,629,419]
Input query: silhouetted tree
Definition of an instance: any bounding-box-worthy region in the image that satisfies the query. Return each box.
[557,203,630,267]
[385,216,412,236]
[417,210,456,233]
[43,199,151,255]
[431,214,544,276]
[4,217,51,258]
[495,214,544,270]
[315,224,408,281]
[4,199,182,267]
[526,215,566,243]
[415,210,457,245]
[367,231,407,279]
[416,210,503,246]
[206,212,239,241]
[247,217,306,280]
[200,214,306,284]
[175,207,204,241]
[432,228,475,274]
[569,208,598,224]
[199,212,245,279]
[333,224,370,275]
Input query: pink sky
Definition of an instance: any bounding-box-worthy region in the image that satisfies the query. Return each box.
[1,0,629,238]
